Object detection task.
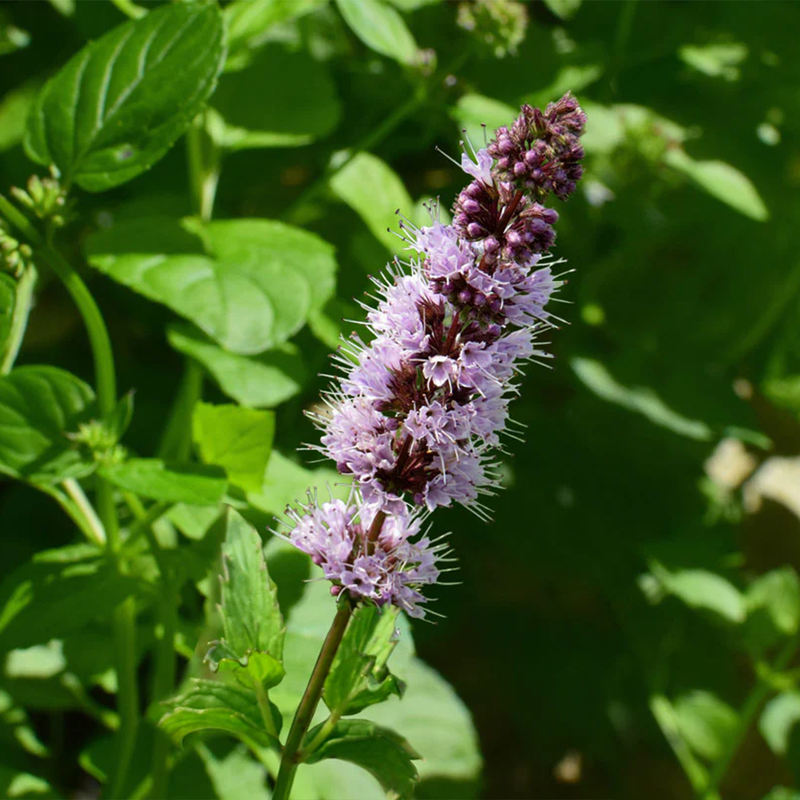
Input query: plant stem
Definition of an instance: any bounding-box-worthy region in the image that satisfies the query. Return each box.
[157,358,203,461]
[62,479,107,546]
[702,631,800,799]
[186,115,219,225]
[254,681,279,741]
[272,599,354,800]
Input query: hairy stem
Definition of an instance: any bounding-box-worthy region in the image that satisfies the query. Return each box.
[272,599,354,800]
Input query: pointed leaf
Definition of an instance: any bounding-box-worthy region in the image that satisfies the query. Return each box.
[99,458,227,505]
[330,152,413,254]
[760,692,800,756]
[24,2,225,191]
[664,148,769,222]
[335,0,418,65]
[193,402,275,493]
[0,366,97,484]
[85,217,337,354]
[160,679,279,751]
[304,719,419,799]
[207,509,285,688]
[673,690,739,761]
[324,605,404,716]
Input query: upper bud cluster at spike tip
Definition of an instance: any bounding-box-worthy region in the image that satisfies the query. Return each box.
[283,95,585,616]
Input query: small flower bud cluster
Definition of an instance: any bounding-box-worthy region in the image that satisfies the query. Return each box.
[456,0,529,60]
[488,93,586,200]
[0,227,33,277]
[10,168,73,229]
[282,97,586,615]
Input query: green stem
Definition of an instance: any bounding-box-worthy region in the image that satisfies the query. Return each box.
[157,358,203,461]
[272,599,354,800]
[0,196,138,799]
[254,681,279,741]
[62,478,107,546]
[702,632,800,799]
[297,712,339,761]
[186,115,219,224]
[1,263,36,374]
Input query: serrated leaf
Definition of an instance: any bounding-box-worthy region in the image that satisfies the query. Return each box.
[664,148,769,222]
[24,2,225,192]
[304,719,419,799]
[208,509,285,688]
[330,152,413,254]
[0,546,139,650]
[324,605,404,716]
[335,0,418,65]
[0,366,97,484]
[168,324,308,409]
[193,402,275,493]
[85,217,337,355]
[160,679,279,751]
[211,43,340,149]
[99,458,227,505]
[673,690,739,761]
[206,643,285,691]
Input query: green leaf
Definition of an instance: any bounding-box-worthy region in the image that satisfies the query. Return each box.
[206,508,285,689]
[678,42,748,82]
[451,94,516,146]
[330,152,413,254]
[746,568,800,650]
[762,790,800,800]
[650,562,746,624]
[0,82,38,153]
[24,2,225,192]
[85,217,337,354]
[0,766,52,798]
[192,402,275,494]
[571,358,713,441]
[760,692,800,757]
[249,451,348,515]
[335,0,418,65]
[304,719,419,799]
[160,679,279,751]
[664,148,769,222]
[673,690,739,761]
[224,0,326,72]
[210,44,340,149]
[542,0,582,19]
[105,391,134,443]
[324,605,404,716]
[168,324,308,409]
[0,546,139,650]
[0,366,97,484]
[197,743,271,800]
[99,458,227,505]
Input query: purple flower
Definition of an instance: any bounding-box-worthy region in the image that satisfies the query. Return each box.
[280,492,447,618]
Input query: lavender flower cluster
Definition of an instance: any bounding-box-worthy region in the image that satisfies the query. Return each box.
[281,95,586,618]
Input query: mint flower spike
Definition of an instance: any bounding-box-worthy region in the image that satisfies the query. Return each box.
[276,490,450,619]
[286,95,585,609]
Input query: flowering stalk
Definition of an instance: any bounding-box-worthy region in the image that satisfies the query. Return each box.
[273,94,586,798]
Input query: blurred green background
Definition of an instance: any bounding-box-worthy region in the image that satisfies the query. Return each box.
[3,1,800,798]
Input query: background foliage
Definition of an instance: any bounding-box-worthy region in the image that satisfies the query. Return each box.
[1,1,800,798]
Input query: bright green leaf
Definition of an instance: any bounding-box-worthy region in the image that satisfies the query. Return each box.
[206,509,285,689]
[0,82,38,152]
[193,402,275,493]
[650,562,746,624]
[451,93,516,147]
[211,44,340,149]
[760,692,800,756]
[304,719,419,799]
[673,690,739,761]
[0,766,52,798]
[330,152,413,254]
[168,324,308,409]
[324,605,404,716]
[24,2,225,191]
[747,567,800,642]
[99,458,227,505]
[197,743,271,800]
[0,546,139,650]
[0,366,97,484]
[85,217,337,355]
[160,679,279,751]
[335,0,418,65]
[679,42,748,81]
[542,0,582,20]
[664,148,769,222]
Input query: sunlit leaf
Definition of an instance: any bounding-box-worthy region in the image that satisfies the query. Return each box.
[25,2,225,191]
[673,690,739,761]
[335,0,418,65]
